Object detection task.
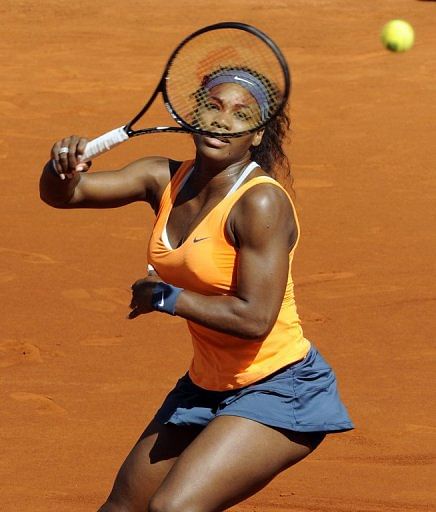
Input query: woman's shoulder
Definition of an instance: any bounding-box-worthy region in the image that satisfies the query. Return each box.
[128,156,181,177]
[227,173,297,246]
[237,173,293,215]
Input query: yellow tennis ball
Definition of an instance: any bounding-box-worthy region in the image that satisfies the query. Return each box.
[381,20,415,52]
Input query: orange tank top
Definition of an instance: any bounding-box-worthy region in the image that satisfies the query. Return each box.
[147,160,310,391]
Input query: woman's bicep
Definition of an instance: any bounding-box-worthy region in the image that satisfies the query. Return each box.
[236,232,290,328]
[69,157,169,208]
[233,186,295,331]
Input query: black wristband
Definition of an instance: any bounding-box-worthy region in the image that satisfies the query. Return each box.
[151,282,183,315]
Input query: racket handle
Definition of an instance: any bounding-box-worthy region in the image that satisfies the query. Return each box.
[80,126,129,161]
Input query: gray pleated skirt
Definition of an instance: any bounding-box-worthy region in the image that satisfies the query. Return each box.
[155,344,354,433]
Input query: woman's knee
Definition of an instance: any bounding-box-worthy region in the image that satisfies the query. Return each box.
[147,494,176,512]
[148,492,203,512]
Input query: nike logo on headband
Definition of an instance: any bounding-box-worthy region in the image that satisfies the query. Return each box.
[234,76,255,86]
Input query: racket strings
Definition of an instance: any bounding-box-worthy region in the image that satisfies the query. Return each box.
[166,28,287,135]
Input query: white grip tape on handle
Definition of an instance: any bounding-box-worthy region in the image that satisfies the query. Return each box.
[81,126,129,161]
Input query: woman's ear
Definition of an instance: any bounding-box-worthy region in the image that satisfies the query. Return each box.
[251,129,265,148]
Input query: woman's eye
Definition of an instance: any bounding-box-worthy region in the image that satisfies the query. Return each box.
[204,102,219,111]
[234,111,251,120]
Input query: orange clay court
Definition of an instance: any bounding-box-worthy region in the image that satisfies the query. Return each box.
[0,1,435,511]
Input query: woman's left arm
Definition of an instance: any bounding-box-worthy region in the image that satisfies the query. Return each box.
[129,184,297,339]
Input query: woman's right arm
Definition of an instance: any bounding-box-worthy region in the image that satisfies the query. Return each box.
[39,135,171,210]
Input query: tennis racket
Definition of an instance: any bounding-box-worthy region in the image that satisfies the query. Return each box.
[81,21,291,162]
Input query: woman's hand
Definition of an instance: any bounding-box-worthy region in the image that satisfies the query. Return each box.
[128,267,162,319]
[51,135,91,180]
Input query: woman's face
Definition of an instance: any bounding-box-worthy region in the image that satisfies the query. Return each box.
[192,82,263,162]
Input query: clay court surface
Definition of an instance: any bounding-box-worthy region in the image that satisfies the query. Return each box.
[1,0,435,510]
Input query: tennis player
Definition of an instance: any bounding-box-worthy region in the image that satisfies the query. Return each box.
[40,69,353,512]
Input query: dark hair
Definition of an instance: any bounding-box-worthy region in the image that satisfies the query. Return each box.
[250,105,293,193]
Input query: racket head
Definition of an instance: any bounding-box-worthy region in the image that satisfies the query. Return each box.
[160,22,291,138]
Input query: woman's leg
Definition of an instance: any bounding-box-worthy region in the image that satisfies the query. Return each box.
[98,419,203,512]
[149,415,325,512]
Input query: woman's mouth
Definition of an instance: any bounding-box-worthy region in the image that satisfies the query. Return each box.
[203,136,229,148]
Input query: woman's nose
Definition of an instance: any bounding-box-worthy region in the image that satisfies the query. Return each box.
[210,111,232,132]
